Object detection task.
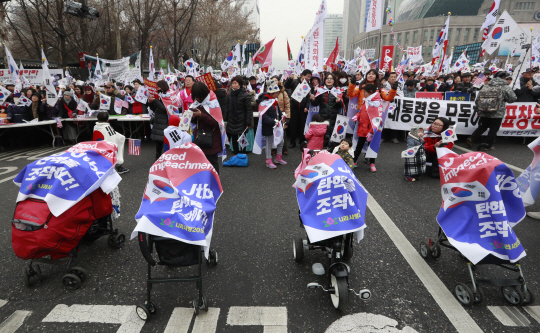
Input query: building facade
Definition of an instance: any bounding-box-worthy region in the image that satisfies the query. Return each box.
[345,0,540,67]
[324,14,343,56]
[342,0,363,58]
[243,0,260,38]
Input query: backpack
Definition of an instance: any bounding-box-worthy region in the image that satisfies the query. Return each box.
[476,84,504,113]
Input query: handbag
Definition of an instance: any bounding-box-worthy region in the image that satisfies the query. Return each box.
[194,119,214,148]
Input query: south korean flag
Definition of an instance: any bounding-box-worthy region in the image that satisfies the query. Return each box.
[100,94,111,110]
[330,115,349,143]
[401,145,421,158]
[238,130,249,150]
[442,125,457,143]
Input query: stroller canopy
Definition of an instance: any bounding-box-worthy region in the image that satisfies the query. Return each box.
[436,148,526,264]
[13,141,120,217]
[132,143,223,258]
[294,153,368,243]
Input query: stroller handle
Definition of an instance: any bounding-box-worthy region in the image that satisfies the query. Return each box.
[138,232,157,266]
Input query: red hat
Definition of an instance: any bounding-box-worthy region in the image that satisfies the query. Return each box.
[169,115,180,127]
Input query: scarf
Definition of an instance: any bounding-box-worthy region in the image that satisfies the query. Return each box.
[228,88,241,117]
[31,101,39,119]
[84,93,94,103]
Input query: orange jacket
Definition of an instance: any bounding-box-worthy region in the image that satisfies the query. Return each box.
[348,82,397,137]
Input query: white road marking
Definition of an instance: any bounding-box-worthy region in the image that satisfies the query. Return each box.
[163,307,193,333]
[0,175,16,184]
[0,310,31,333]
[524,306,540,324]
[42,304,145,333]
[192,308,220,333]
[366,195,483,333]
[227,307,287,332]
[0,147,52,161]
[0,300,6,308]
[488,306,530,326]
[453,145,524,173]
[325,312,418,333]
[0,167,17,175]
[27,147,68,160]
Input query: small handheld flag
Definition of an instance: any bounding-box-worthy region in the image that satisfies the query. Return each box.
[128,139,141,155]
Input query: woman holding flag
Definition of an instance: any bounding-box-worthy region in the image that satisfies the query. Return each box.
[310,73,343,145]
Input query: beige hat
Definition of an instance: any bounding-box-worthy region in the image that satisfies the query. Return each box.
[266,80,279,93]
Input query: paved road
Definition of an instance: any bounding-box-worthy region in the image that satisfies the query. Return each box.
[0,138,539,333]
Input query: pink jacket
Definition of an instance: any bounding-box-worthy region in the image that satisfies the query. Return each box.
[178,88,193,112]
[305,121,328,150]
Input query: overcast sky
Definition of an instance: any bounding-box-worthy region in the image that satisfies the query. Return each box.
[259,0,344,70]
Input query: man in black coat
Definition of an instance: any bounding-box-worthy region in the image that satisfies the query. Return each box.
[515,68,540,102]
[284,69,312,147]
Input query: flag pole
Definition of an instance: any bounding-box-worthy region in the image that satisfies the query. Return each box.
[378,30,382,71]
[530,27,534,72]
[438,12,451,75]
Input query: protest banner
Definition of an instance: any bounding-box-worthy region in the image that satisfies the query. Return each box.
[407,46,423,64]
[195,73,217,91]
[385,96,539,137]
[416,92,443,100]
[143,79,159,99]
[445,92,470,101]
[0,69,64,85]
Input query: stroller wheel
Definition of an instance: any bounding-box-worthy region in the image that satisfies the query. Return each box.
[136,305,150,321]
[467,283,484,304]
[207,250,218,265]
[330,274,349,311]
[454,283,473,306]
[501,286,524,306]
[341,234,353,260]
[201,294,208,312]
[108,234,126,249]
[522,286,535,304]
[193,298,200,316]
[430,244,441,258]
[22,267,31,287]
[419,242,429,259]
[69,267,87,282]
[293,238,304,262]
[144,300,156,314]
[62,274,82,290]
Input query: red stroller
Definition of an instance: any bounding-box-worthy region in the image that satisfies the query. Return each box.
[11,188,125,289]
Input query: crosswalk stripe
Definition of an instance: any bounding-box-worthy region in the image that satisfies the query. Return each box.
[0,310,31,333]
[0,148,32,158]
[26,147,68,160]
[0,175,16,184]
[524,306,540,324]
[0,147,51,161]
[164,307,193,333]
[192,308,220,333]
[488,306,530,326]
[0,301,6,309]
[227,307,287,327]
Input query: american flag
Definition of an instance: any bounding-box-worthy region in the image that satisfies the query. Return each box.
[473,73,487,86]
[128,139,141,155]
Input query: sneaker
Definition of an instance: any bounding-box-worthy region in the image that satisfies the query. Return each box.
[274,154,287,165]
[483,146,495,151]
[405,176,416,182]
[466,137,472,148]
[370,164,377,172]
[353,163,357,169]
[116,165,129,174]
[380,139,385,143]
[527,212,540,220]
[392,138,399,144]
[266,158,277,169]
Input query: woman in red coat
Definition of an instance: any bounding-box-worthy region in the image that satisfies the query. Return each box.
[424,117,454,178]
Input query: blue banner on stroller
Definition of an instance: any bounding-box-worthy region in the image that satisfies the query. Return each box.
[294,153,368,243]
[436,148,526,264]
[132,143,223,258]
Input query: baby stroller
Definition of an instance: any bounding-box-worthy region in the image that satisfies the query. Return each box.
[419,148,533,306]
[132,143,223,320]
[11,141,125,290]
[293,150,371,311]
[135,233,218,320]
[12,189,125,290]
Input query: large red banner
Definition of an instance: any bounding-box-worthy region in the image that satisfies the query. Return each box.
[380,46,394,73]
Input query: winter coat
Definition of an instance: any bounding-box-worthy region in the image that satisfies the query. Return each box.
[515,76,540,102]
[455,81,475,94]
[305,121,328,150]
[258,94,282,137]
[148,99,169,142]
[347,81,397,106]
[404,131,426,178]
[475,77,517,119]
[6,105,29,123]
[404,88,418,98]
[40,103,58,120]
[215,88,227,112]
[105,88,124,115]
[277,89,290,118]
[223,87,252,135]
[191,105,222,156]
[58,98,78,118]
[311,88,342,134]
[420,83,437,92]
[423,128,454,154]
[25,101,45,121]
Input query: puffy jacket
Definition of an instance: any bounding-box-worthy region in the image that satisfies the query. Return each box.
[40,103,59,120]
[6,105,29,123]
[258,94,282,137]
[26,101,45,121]
[305,121,328,150]
[191,104,222,156]
[311,88,342,134]
[420,83,438,92]
[347,81,397,106]
[515,76,540,102]
[475,77,517,118]
[223,87,252,135]
[215,88,227,112]
[148,99,168,141]
[58,98,78,118]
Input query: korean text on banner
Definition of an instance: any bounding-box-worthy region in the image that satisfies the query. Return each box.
[195,73,217,91]
[380,46,394,72]
[143,79,159,99]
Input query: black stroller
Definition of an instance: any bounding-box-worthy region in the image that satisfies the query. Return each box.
[135,232,218,320]
[420,227,534,306]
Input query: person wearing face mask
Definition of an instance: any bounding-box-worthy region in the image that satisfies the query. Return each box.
[419,77,438,92]
[223,76,252,156]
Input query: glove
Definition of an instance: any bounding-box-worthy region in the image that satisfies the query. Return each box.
[351,115,358,122]
[392,81,399,90]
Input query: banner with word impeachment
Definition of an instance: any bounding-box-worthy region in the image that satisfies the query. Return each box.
[385,97,538,137]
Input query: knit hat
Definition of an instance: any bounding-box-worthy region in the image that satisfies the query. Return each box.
[156,80,169,92]
[409,125,422,138]
[266,80,279,93]
[169,115,180,127]
[63,91,73,97]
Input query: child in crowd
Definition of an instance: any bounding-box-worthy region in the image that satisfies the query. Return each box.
[163,114,192,153]
[93,112,129,174]
[403,125,426,182]
[304,114,328,151]
[333,137,355,169]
